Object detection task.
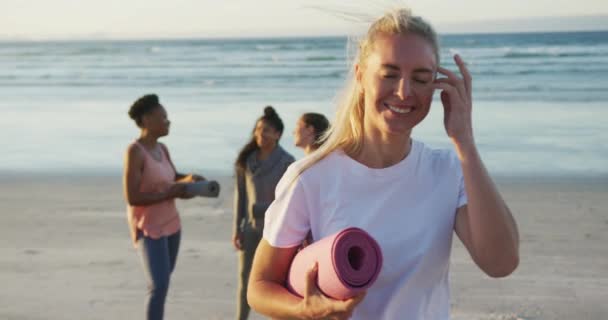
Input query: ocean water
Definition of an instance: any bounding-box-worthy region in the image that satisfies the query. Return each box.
[1,31,607,176]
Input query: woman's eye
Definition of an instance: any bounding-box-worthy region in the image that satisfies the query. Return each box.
[413,78,430,84]
[381,73,398,79]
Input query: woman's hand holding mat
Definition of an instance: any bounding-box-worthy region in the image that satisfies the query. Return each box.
[298,262,365,320]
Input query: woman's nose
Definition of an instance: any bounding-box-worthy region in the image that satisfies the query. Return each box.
[395,78,411,100]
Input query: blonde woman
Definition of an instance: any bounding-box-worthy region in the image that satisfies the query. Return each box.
[247,8,519,320]
[293,112,330,155]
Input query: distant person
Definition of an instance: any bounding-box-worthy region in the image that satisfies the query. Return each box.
[247,7,519,320]
[232,106,295,320]
[293,112,330,155]
[123,94,205,320]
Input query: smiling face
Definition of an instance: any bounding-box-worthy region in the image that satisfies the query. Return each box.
[254,119,280,149]
[141,105,170,137]
[293,117,314,149]
[356,32,437,139]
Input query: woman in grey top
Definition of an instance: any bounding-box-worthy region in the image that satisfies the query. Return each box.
[232,106,295,320]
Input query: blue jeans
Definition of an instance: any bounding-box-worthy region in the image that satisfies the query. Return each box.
[137,230,181,320]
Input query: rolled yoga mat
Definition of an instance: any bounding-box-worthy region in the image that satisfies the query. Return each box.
[184,180,220,198]
[287,227,383,300]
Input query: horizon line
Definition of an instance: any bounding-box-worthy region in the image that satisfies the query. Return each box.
[1,28,607,43]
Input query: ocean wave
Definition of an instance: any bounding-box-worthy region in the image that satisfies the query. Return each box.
[442,45,608,60]
[503,51,603,58]
[68,47,122,55]
[475,67,608,75]
[305,56,339,61]
[477,85,608,93]
[255,44,311,51]
[254,43,335,52]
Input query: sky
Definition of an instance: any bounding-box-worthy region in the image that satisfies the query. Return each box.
[1,0,608,40]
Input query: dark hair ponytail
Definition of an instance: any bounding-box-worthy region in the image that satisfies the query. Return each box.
[302,112,330,150]
[261,106,284,134]
[235,106,285,174]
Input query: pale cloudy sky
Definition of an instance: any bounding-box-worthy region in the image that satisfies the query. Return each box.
[1,0,608,39]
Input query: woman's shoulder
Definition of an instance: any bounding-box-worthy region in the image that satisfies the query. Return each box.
[278,146,296,163]
[124,142,146,168]
[276,150,342,193]
[414,140,461,173]
[288,150,344,180]
[125,141,143,156]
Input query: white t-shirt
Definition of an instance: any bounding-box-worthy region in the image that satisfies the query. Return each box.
[263,140,467,320]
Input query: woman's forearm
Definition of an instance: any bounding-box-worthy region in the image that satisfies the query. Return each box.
[457,142,520,275]
[248,279,304,319]
[233,174,247,233]
[128,192,171,206]
[248,240,310,319]
[127,190,172,206]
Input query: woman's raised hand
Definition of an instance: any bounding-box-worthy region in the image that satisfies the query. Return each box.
[433,54,475,148]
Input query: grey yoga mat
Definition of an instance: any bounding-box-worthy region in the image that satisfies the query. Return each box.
[184,180,220,198]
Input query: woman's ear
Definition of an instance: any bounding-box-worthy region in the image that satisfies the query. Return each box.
[305,124,315,137]
[355,63,364,94]
[273,130,282,141]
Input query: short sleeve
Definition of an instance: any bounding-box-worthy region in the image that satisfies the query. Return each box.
[454,153,468,208]
[263,165,311,248]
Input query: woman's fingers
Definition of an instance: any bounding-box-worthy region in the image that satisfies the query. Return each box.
[433,81,461,118]
[301,263,365,319]
[304,262,319,297]
[436,67,466,100]
[232,234,242,250]
[436,54,472,100]
[454,54,472,97]
[436,66,458,82]
[432,81,460,101]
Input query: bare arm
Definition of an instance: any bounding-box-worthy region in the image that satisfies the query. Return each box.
[454,147,519,277]
[434,54,519,277]
[248,240,364,319]
[232,172,247,250]
[123,144,183,206]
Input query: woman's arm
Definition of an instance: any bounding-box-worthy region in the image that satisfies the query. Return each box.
[434,54,519,277]
[248,240,364,319]
[232,172,247,250]
[123,144,184,206]
[453,147,519,277]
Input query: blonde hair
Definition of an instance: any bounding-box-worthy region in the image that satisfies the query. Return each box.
[294,7,439,177]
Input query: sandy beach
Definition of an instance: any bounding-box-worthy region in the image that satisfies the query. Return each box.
[1,173,606,320]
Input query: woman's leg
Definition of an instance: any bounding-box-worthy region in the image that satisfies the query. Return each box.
[167,230,181,273]
[138,233,174,320]
[236,226,262,320]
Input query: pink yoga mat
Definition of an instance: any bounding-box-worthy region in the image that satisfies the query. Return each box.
[287,227,383,300]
